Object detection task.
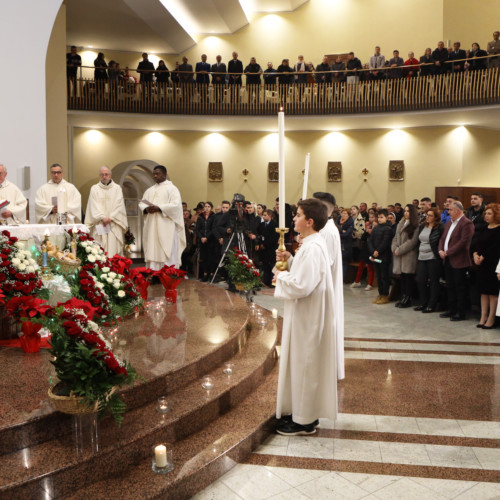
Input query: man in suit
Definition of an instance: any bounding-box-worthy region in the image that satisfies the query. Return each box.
[195,54,211,84]
[449,42,467,73]
[438,200,474,321]
[228,51,243,103]
[432,41,449,75]
[211,55,226,85]
[178,56,194,84]
[258,209,279,286]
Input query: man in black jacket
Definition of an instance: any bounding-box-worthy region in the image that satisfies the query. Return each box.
[137,52,155,100]
[211,55,227,85]
[367,209,394,304]
[315,56,331,84]
[419,48,435,76]
[432,41,449,75]
[277,59,295,85]
[258,209,279,286]
[346,52,362,83]
[228,52,243,103]
[449,42,467,72]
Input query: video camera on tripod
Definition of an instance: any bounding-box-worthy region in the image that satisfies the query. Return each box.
[227,193,248,235]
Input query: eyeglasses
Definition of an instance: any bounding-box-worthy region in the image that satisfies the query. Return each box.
[51,171,63,174]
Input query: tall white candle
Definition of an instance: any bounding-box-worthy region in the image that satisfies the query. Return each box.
[57,187,67,214]
[302,153,310,200]
[278,109,285,228]
[155,445,167,467]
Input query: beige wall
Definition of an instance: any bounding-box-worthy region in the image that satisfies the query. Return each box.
[46,3,68,172]
[72,125,500,211]
[443,0,499,50]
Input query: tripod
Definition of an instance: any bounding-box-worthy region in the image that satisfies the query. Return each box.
[210,230,247,284]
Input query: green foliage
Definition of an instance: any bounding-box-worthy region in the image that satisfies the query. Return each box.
[225,249,262,291]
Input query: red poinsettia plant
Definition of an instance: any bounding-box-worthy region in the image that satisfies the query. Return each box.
[44,296,140,426]
[155,265,187,289]
[225,248,262,291]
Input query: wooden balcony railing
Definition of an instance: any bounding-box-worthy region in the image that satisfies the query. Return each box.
[67,68,500,115]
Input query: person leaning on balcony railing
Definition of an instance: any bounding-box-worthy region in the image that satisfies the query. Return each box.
[315,56,331,84]
[432,41,449,75]
[388,50,404,79]
[487,31,500,69]
[210,55,226,86]
[244,57,263,85]
[468,43,488,71]
[277,59,295,85]
[155,60,170,85]
[294,55,308,84]
[263,62,278,86]
[331,56,346,83]
[419,48,435,76]
[449,42,467,73]
[346,52,362,84]
[94,52,108,94]
[195,54,210,85]
[369,46,386,73]
[404,52,420,78]
[228,51,243,86]
[179,56,194,84]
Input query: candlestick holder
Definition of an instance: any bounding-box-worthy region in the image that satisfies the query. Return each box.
[157,396,170,414]
[275,228,289,271]
[152,443,174,473]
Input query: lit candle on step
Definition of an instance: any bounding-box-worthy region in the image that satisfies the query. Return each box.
[155,445,167,467]
[272,308,278,319]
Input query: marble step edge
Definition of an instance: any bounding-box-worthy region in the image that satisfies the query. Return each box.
[67,368,280,500]
[0,324,278,497]
[0,307,272,456]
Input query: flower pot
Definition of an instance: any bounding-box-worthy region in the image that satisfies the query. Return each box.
[48,383,98,415]
[164,289,177,304]
[20,334,41,353]
[235,283,245,291]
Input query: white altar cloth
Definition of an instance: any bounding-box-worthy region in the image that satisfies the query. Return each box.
[0,224,89,241]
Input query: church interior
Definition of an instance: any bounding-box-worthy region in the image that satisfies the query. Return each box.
[1,0,500,498]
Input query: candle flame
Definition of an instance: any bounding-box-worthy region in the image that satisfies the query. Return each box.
[280,106,283,111]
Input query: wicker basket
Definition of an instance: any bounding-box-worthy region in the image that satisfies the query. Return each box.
[48,384,98,415]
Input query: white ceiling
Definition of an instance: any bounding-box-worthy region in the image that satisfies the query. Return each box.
[66,0,309,54]
[68,105,500,132]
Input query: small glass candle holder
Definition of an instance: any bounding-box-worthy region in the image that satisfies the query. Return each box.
[223,362,234,376]
[201,375,214,390]
[157,396,169,414]
[152,443,174,474]
[272,308,278,319]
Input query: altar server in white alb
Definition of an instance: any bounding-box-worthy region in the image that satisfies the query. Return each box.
[274,199,337,436]
[314,191,345,381]
[139,165,186,270]
[0,164,27,224]
[35,163,81,224]
[85,166,128,257]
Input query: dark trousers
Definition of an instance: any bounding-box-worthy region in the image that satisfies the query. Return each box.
[444,259,468,315]
[400,273,415,298]
[375,261,391,296]
[416,259,442,309]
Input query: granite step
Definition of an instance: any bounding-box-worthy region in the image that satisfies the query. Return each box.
[66,369,279,500]
[0,318,278,499]
[0,284,256,456]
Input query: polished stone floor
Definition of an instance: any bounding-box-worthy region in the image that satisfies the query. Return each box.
[194,284,500,500]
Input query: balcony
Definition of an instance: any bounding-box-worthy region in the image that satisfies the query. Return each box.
[67,69,500,116]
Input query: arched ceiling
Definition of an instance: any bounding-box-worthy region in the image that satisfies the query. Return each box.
[66,0,309,54]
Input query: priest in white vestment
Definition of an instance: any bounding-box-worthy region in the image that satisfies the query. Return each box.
[314,191,345,381]
[138,165,186,270]
[0,164,27,224]
[274,199,337,436]
[35,164,81,224]
[85,166,128,257]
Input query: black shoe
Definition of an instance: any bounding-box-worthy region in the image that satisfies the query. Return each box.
[476,323,485,328]
[399,297,412,308]
[450,314,466,321]
[276,420,317,436]
[280,414,319,427]
[422,307,435,313]
[440,311,452,318]
[414,306,424,311]
[482,325,494,330]
[395,301,403,308]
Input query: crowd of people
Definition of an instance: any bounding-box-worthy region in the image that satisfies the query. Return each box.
[182,193,500,328]
[66,31,500,92]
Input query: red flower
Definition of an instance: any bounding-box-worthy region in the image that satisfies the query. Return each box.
[62,320,82,337]
[0,273,6,282]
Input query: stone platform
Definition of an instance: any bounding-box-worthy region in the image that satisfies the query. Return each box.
[0,281,279,499]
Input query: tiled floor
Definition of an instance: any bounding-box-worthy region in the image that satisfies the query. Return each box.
[194,284,500,499]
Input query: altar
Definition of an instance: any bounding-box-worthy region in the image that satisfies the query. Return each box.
[0,223,89,251]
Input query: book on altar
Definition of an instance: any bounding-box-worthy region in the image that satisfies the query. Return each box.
[96,223,111,235]
[140,199,154,207]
